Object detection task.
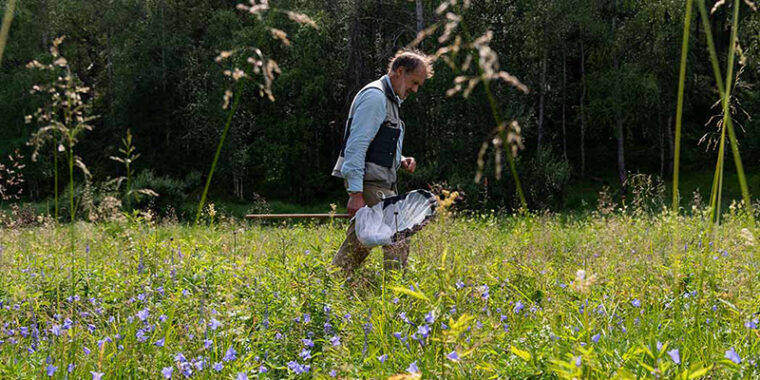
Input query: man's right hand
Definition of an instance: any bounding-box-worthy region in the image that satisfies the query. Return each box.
[347,192,366,217]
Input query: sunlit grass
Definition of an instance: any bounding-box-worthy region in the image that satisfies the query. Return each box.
[0,208,757,378]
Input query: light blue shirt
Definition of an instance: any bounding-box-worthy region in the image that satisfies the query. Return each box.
[341,75,405,192]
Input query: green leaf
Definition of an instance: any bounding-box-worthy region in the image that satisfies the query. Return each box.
[387,285,430,302]
[688,365,712,379]
[510,345,531,361]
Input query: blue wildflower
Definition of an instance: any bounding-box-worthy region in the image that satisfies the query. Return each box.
[406,361,420,373]
[378,354,388,363]
[302,338,314,348]
[417,325,431,339]
[155,338,165,347]
[137,309,149,321]
[303,313,311,323]
[161,366,173,379]
[68,364,75,373]
[425,311,434,324]
[46,364,57,377]
[668,348,680,365]
[725,347,741,364]
[135,329,147,342]
[90,371,104,380]
[447,350,460,361]
[212,362,223,372]
[514,301,524,314]
[223,346,237,362]
[575,356,582,367]
[591,333,600,343]
[208,318,221,330]
[455,280,465,289]
[180,362,193,377]
[480,285,490,300]
[299,348,311,360]
[330,335,340,346]
[236,372,248,380]
[631,299,641,308]
[50,325,61,337]
[204,339,213,350]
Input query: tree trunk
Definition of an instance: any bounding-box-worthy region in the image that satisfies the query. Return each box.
[537,47,547,151]
[107,28,115,130]
[160,0,167,94]
[416,0,424,33]
[344,3,364,112]
[561,47,567,160]
[666,114,674,177]
[579,38,586,177]
[616,119,626,188]
[659,112,665,178]
[41,0,49,47]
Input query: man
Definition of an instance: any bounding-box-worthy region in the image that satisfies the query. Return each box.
[331,49,433,274]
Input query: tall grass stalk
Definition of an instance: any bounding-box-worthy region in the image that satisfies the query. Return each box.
[696,0,753,222]
[672,0,693,211]
[54,141,59,220]
[459,17,528,210]
[195,82,243,225]
[0,0,16,65]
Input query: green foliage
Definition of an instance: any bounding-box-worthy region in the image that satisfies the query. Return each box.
[0,211,757,377]
[0,0,758,213]
[131,169,200,215]
[521,148,572,210]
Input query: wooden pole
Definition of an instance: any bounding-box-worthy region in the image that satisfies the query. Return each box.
[245,213,351,219]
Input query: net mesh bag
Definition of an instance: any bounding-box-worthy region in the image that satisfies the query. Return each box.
[355,189,438,247]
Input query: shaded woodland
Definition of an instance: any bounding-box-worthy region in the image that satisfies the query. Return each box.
[1,0,759,214]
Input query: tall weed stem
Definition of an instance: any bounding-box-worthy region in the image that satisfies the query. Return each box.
[195,82,244,225]
[672,0,693,211]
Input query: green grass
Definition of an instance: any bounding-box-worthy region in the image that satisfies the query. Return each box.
[564,171,760,211]
[0,207,758,378]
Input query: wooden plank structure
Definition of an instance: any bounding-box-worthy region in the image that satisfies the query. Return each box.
[245,213,351,219]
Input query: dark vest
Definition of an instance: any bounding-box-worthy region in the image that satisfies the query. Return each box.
[331,77,403,188]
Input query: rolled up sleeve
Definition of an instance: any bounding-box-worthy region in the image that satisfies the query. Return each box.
[341,89,387,192]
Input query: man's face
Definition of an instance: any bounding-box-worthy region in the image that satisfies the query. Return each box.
[395,65,427,100]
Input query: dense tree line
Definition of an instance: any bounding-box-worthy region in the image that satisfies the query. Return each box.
[1,0,759,214]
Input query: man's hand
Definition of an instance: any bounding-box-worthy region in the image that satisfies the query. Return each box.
[347,192,366,217]
[401,156,417,173]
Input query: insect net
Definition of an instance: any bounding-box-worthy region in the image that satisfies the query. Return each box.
[354,189,438,247]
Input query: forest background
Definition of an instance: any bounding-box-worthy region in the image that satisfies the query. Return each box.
[2,0,759,219]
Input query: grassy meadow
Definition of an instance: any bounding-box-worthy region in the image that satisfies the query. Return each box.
[0,203,758,379]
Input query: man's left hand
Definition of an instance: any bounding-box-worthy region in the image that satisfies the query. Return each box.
[401,156,416,173]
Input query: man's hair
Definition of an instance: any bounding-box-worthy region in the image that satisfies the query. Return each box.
[387,49,434,78]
